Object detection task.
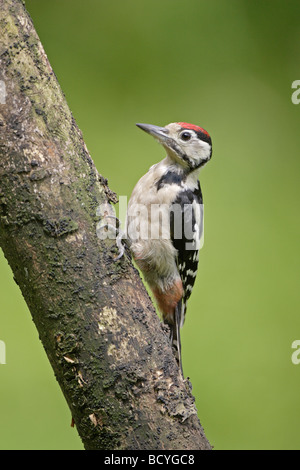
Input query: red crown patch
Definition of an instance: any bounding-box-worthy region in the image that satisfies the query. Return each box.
[177,122,210,137]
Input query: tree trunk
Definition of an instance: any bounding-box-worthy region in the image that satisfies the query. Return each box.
[0,0,211,450]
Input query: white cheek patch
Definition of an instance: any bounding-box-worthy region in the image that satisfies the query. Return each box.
[201,141,212,160]
[187,140,211,165]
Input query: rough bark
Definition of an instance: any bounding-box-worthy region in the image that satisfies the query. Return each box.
[0,0,211,450]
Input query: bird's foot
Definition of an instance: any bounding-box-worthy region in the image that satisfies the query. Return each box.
[97,215,127,260]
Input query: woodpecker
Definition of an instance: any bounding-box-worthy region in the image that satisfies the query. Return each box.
[126,122,212,376]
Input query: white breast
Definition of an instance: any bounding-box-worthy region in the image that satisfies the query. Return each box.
[126,159,181,290]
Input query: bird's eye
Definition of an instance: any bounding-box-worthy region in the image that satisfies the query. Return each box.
[180,131,192,141]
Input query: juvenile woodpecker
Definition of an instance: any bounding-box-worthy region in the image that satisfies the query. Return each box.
[126,122,212,375]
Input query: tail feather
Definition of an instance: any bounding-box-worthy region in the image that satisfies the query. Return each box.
[170,300,184,377]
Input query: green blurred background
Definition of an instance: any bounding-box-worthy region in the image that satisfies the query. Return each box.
[0,0,299,450]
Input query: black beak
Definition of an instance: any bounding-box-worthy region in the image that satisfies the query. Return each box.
[136,123,170,144]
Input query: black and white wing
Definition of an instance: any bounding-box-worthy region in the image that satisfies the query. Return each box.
[170,181,204,327]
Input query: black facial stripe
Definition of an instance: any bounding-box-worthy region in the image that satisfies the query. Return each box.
[167,138,212,170]
[181,154,209,170]
[178,126,212,145]
[167,142,198,170]
[195,130,212,146]
[156,170,186,190]
[167,140,185,158]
